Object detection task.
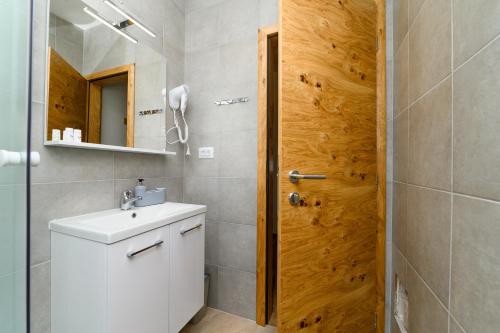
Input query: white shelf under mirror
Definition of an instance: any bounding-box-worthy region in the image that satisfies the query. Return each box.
[45,141,176,156]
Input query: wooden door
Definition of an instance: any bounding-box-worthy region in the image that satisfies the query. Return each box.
[47,48,88,141]
[277,0,379,332]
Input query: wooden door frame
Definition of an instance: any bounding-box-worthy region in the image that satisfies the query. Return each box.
[256,1,386,331]
[256,24,279,326]
[85,64,135,147]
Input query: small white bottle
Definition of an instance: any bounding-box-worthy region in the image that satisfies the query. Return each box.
[63,128,74,142]
[74,129,82,143]
[52,129,61,142]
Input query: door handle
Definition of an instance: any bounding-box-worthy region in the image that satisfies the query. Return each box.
[127,240,164,258]
[0,150,40,167]
[288,170,326,183]
[180,223,203,236]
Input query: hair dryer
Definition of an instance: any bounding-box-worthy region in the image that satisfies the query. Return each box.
[168,84,190,112]
[165,84,191,155]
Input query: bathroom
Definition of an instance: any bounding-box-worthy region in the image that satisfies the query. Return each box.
[1,0,499,332]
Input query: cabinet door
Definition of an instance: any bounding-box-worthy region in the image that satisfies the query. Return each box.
[169,215,205,333]
[107,226,170,333]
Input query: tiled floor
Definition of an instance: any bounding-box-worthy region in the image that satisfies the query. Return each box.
[180,308,277,333]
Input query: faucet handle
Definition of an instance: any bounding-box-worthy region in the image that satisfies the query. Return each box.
[122,190,133,200]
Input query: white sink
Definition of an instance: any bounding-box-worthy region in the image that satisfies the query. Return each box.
[49,202,207,244]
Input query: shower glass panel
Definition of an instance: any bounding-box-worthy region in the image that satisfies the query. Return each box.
[0,0,31,332]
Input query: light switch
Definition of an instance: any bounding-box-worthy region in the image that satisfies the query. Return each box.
[199,147,214,159]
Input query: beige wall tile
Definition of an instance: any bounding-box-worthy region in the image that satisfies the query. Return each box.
[30,262,51,333]
[407,265,448,333]
[113,153,166,180]
[409,0,451,102]
[394,111,409,182]
[407,186,451,304]
[409,0,425,27]
[451,195,500,332]
[454,37,500,201]
[218,268,256,320]
[394,0,409,51]
[409,78,452,191]
[392,182,408,255]
[30,181,115,265]
[394,36,409,117]
[218,222,256,272]
[454,0,500,68]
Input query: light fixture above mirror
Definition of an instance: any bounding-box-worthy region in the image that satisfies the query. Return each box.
[103,0,157,38]
[83,6,138,44]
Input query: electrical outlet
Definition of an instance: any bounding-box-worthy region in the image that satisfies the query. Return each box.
[199,147,214,159]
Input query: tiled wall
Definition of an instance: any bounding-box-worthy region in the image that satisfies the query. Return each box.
[30,0,185,332]
[183,0,277,320]
[392,0,500,332]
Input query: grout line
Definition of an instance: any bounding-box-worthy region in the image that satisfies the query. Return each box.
[393,105,409,121]
[393,181,500,206]
[206,218,256,227]
[452,192,500,205]
[183,176,258,180]
[31,179,114,186]
[395,72,451,121]
[454,30,500,73]
[407,0,427,35]
[449,312,468,333]
[408,74,451,109]
[448,0,455,331]
[407,261,449,315]
[204,263,256,276]
[406,0,410,123]
[394,31,409,58]
[30,260,51,269]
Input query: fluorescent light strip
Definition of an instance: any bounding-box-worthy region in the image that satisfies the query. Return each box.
[104,0,157,38]
[83,7,138,44]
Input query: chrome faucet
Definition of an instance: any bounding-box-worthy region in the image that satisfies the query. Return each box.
[120,190,142,210]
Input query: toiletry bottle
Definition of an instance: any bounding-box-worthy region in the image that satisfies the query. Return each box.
[135,178,146,198]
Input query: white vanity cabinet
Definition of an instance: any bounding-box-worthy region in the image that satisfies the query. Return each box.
[50,203,206,333]
[107,226,170,333]
[169,214,205,333]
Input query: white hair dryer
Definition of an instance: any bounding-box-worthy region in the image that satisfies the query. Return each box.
[165,84,190,155]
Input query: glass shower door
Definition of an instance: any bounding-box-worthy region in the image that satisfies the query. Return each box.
[0,0,32,332]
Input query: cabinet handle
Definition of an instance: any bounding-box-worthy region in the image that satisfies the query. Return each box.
[180,223,203,236]
[127,240,164,258]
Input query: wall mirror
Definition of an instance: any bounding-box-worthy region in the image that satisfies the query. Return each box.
[45,0,173,154]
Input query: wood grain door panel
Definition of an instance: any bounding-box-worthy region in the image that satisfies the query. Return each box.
[278,0,378,331]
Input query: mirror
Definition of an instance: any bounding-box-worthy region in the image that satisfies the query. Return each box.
[45,0,169,152]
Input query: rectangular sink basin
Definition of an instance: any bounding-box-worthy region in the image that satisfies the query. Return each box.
[49,202,207,244]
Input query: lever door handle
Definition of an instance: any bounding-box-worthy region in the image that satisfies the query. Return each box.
[288,170,326,183]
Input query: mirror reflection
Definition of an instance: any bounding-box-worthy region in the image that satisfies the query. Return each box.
[46,0,168,151]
